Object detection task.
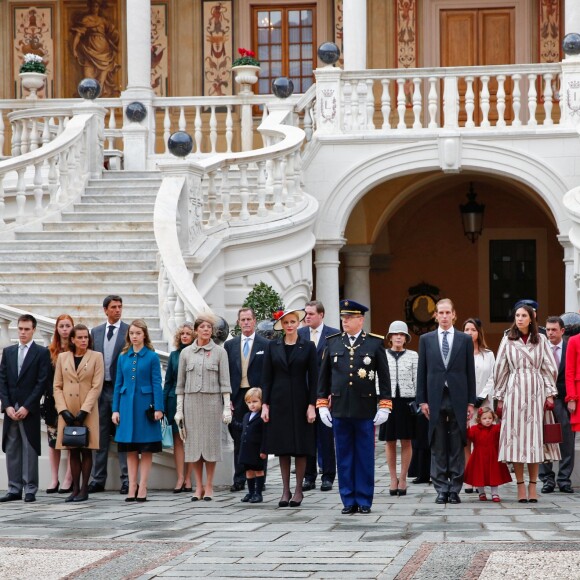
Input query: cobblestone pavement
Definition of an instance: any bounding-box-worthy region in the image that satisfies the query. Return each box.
[1,443,580,579]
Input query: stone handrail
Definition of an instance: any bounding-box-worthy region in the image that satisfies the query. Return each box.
[315,62,562,133]
[0,304,169,366]
[0,107,105,231]
[154,103,306,342]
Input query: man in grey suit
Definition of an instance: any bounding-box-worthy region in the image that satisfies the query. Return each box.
[416,298,476,504]
[0,314,51,503]
[88,295,129,493]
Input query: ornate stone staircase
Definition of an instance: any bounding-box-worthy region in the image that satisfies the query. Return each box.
[0,170,167,349]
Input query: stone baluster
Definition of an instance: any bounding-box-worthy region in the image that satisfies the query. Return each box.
[220,164,231,221]
[350,80,360,131]
[294,150,303,196]
[15,167,26,224]
[412,77,422,129]
[0,112,4,156]
[38,330,52,346]
[174,295,186,327]
[427,77,438,128]
[179,106,186,131]
[527,73,538,126]
[496,75,506,127]
[343,81,353,132]
[0,317,10,349]
[396,78,406,129]
[280,156,288,206]
[21,121,29,154]
[107,108,117,150]
[480,75,490,128]
[512,74,522,127]
[272,157,284,213]
[543,73,554,126]
[47,155,58,207]
[12,121,22,156]
[381,79,391,130]
[59,150,69,203]
[283,153,295,208]
[463,76,475,128]
[238,163,250,220]
[0,173,5,227]
[33,162,44,216]
[209,106,217,153]
[303,103,313,140]
[366,79,375,130]
[69,141,80,194]
[42,118,50,147]
[166,281,177,334]
[207,170,217,226]
[225,105,233,153]
[257,160,267,217]
[194,105,202,153]
[56,117,64,135]
[163,107,171,154]
[29,119,39,151]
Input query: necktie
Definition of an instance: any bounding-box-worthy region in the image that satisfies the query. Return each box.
[349,335,356,344]
[442,331,449,359]
[243,337,250,358]
[18,344,27,375]
[311,328,319,346]
[552,345,560,367]
[107,325,115,341]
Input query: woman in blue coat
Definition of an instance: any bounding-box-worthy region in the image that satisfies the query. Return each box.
[112,319,163,502]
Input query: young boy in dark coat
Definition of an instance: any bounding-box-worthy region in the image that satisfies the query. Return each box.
[238,388,267,503]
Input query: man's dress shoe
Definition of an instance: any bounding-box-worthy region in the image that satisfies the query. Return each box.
[358,506,371,514]
[24,493,36,503]
[541,483,555,493]
[341,505,357,514]
[87,482,105,493]
[435,492,448,504]
[448,492,461,504]
[559,485,575,494]
[302,480,316,492]
[320,480,333,492]
[119,481,129,495]
[230,482,245,492]
[0,493,21,502]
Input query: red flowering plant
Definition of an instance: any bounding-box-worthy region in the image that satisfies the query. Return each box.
[272,310,285,321]
[232,48,260,67]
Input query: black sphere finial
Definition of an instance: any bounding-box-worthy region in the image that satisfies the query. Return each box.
[272,77,294,99]
[78,78,101,100]
[125,102,147,123]
[167,131,193,157]
[318,42,341,65]
[563,33,580,56]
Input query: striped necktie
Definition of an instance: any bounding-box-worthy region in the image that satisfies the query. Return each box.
[442,331,449,359]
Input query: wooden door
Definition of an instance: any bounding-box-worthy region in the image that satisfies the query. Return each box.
[441,8,515,126]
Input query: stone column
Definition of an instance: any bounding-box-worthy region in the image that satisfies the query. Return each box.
[314,239,345,329]
[121,0,155,170]
[566,0,580,35]
[559,235,577,312]
[342,244,373,330]
[343,0,367,70]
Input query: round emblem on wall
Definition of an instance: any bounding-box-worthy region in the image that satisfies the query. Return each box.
[404,283,440,336]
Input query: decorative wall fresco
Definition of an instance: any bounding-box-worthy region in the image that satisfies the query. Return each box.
[151,2,169,96]
[539,0,561,63]
[333,0,344,68]
[396,0,417,106]
[203,0,233,96]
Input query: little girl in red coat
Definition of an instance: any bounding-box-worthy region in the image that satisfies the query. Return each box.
[464,407,512,502]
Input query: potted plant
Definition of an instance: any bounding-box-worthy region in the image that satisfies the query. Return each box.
[231,48,261,95]
[19,54,47,100]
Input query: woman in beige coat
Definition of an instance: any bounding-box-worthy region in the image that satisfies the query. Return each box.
[54,324,104,503]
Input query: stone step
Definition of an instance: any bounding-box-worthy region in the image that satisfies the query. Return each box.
[80,195,157,204]
[0,259,156,270]
[58,213,153,224]
[15,230,156,241]
[100,170,161,180]
[81,186,160,197]
[88,176,162,187]
[8,295,159,308]
[71,203,155,213]
[1,269,158,280]
[1,240,157,252]
[0,280,158,294]
[41,222,154,232]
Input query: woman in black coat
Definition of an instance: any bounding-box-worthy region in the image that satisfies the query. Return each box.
[261,309,318,508]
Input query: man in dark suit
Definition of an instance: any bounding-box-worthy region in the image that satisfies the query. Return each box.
[416,298,476,505]
[299,300,339,492]
[540,316,575,493]
[224,307,269,492]
[317,299,391,514]
[88,295,129,493]
[0,314,51,503]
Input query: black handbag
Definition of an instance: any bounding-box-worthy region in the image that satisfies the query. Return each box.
[62,425,89,447]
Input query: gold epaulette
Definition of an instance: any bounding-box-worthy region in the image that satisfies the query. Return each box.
[379,399,393,410]
[316,398,330,408]
[368,332,385,340]
[325,332,342,340]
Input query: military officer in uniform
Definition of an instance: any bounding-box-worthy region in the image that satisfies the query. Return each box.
[317,300,392,514]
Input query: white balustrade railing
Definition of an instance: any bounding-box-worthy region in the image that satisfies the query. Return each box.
[154,105,306,342]
[332,64,561,132]
[0,304,168,366]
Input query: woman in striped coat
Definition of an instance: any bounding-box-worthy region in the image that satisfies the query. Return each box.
[494,304,558,503]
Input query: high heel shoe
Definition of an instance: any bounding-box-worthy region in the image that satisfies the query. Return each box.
[278,492,291,507]
[397,484,407,497]
[517,481,528,503]
[58,485,73,494]
[528,481,538,503]
[46,482,60,494]
[125,485,139,503]
[389,478,399,496]
[289,493,303,507]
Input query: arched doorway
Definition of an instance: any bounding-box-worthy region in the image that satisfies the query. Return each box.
[341,173,564,350]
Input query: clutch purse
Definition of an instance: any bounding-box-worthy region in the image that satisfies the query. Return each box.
[145,404,156,422]
[62,425,89,448]
[543,422,563,445]
[408,401,421,415]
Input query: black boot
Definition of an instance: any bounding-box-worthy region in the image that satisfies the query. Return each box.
[241,478,255,502]
[250,476,264,503]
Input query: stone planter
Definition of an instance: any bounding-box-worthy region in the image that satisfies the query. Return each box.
[19,72,47,100]
[232,65,261,95]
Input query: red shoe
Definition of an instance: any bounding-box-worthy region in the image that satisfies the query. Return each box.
[479,493,487,501]
[492,495,501,503]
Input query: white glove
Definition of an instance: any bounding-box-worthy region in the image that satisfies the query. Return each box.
[174,394,184,425]
[222,405,232,424]
[373,408,390,426]
[319,407,333,428]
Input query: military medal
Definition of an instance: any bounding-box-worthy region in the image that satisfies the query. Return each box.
[369,370,375,381]
[363,356,371,365]
[358,368,367,379]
